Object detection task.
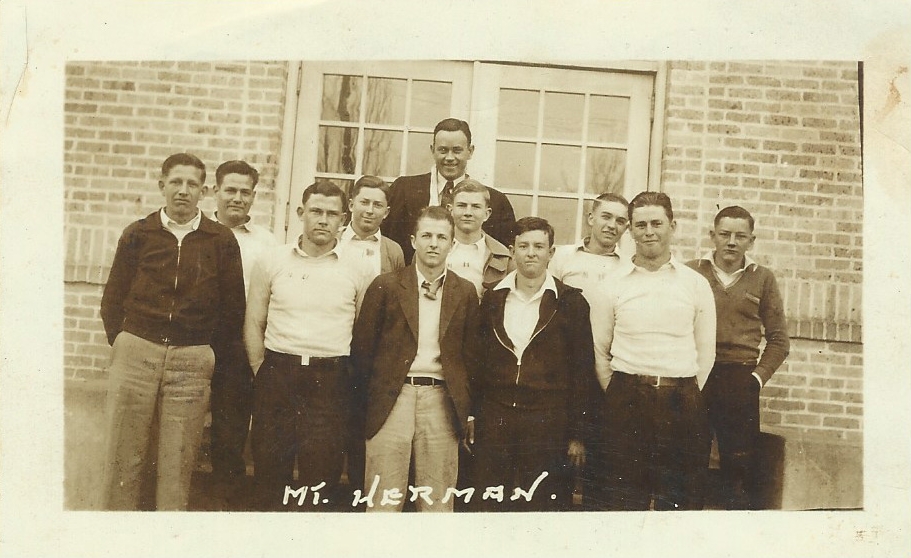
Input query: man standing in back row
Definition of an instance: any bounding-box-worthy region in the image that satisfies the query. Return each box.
[687,206,789,510]
[383,118,516,262]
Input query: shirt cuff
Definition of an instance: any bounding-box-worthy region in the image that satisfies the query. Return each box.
[751,371,763,387]
[467,415,475,422]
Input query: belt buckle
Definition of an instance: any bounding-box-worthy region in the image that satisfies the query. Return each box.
[648,375,662,388]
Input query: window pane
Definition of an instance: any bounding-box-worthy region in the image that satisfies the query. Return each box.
[494,141,535,191]
[505,194,533,223]
[589,95,630,144]
[543,92,583,142]
[538,197,580,245]
[540,144,581,194]
[411,81,452,129]
[317,126,358,174]
[321,75,361,122]
[497,89,538,138]
[366,77,407,126]
[585,147,626,195]
[363,129,403,177]
[406,131,434,175]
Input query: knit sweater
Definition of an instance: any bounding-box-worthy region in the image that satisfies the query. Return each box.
[686,258,790,384]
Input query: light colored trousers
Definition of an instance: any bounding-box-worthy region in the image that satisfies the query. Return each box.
[364,384,458,512]
[100,331,214,510]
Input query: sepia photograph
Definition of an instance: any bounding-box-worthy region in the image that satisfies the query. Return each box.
[1,1,909,557]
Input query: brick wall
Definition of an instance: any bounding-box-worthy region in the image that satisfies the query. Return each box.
[63,61,290,382]
[661,60,863,442]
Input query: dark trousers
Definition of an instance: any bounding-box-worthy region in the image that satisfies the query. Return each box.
[210,342,254,481]
[470,397,574,512]
[589,372,710,511]
[703,363,761,509]
[251,350,351,511]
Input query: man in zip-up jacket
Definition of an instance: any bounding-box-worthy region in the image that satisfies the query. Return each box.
[468,217,599,511]
[99,153,246,510]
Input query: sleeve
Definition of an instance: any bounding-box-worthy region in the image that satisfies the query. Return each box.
[460,283,483,419]
[693,274,718,390]
[568,293,598,442]
[350,277,386,421]
[380,177,411,259]
[388,239,406,272]
[212,232,246,358]
[469,292,494,416]
[486,192,517,248]
[588,283,616,390]
[100,225,139,346]
[243,249,272,373]
[756,268,790,384]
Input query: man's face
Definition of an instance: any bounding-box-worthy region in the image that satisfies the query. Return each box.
[450,191,491,236]
[630,204,675,260]
[214,173,255,227]
[348,187,389,236]
[511,229,555,280]
[431,130,474,181]
[588,200,629,250]
[297,194,344,247]
[710,217,755,269]
[159,164,205,222]
[411,217,454,270]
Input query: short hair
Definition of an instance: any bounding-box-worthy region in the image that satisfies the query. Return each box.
[350,175,390,203]
[714,205,755,232]
[215,160,259,188]
[451,178,490,206]
[513,216,555,247]
[433,118,472,145]
[412,205,454,237]
[628,191,674,222]
[301,179,347,208]
[161,153,206,183]
[591,191,629,213]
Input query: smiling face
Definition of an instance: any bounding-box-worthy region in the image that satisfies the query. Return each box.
[630,204,675,262]
[297,193,344,250]
[588,199,629,252]
[159,164,205,224]
[348,186,389,237]
[431,130,474,181]
[511,229,555,281]
[450,190,491,238]
[710,216,755,272]
[214,173,256,228]
[411,216,454,275]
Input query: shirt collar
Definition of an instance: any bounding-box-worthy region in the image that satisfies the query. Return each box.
[432,166,467,194]
[160,207,201,230]
[213,211,252,232]
[619,254,685,276]
[416,266,446,288]
[576,236,619,257]
[699,251,757,272]
[455,233,486,251]
[293,236,340,259]
[341,223,380,242]
[493,270,558,299]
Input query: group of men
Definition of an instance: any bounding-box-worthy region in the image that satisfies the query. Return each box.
[97,117,788,513]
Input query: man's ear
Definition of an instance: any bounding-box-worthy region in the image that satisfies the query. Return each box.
[296,206,304,219]
[482,206,492,223]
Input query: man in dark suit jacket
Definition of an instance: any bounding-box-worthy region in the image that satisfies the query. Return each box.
[382,118,516,263]
[351,206,479,512]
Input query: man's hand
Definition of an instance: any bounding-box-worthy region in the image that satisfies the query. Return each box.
[461,418,475,454]
[567,439,585,468]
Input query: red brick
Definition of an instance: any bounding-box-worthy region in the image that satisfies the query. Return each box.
[822,417,860,429]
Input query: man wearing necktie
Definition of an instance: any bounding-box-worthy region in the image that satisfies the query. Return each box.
[351,206,479,512]
[339,175,405,277]
[383,118,516,263]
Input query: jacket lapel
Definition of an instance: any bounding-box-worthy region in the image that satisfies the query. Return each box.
[398,266,420,341]
[490,288,515,351]
[533,289,559,337]
[438,271,458,341]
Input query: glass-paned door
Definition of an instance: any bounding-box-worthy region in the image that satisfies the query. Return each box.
[470,64,654,244]
[284,61,473,241]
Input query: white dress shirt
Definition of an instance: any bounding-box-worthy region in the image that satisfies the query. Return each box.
[699,251,757,288]
[548,237,624,300]
[447,234,488,297]
[428,165,466,207]
[160,208,201,244]
[339,223,384,277]
[215,213,279,294]
[409,268,445,380]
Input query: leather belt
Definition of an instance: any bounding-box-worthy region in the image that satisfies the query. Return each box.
[265,349,347,367]
[614,371,695,388]
[405,376,446,386]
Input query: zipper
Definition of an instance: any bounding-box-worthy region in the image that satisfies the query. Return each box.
[493,306,558,407]
[164,238,182,344]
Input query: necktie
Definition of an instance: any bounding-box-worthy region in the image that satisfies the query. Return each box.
[421,277,442,300]
[440,180,455,207]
